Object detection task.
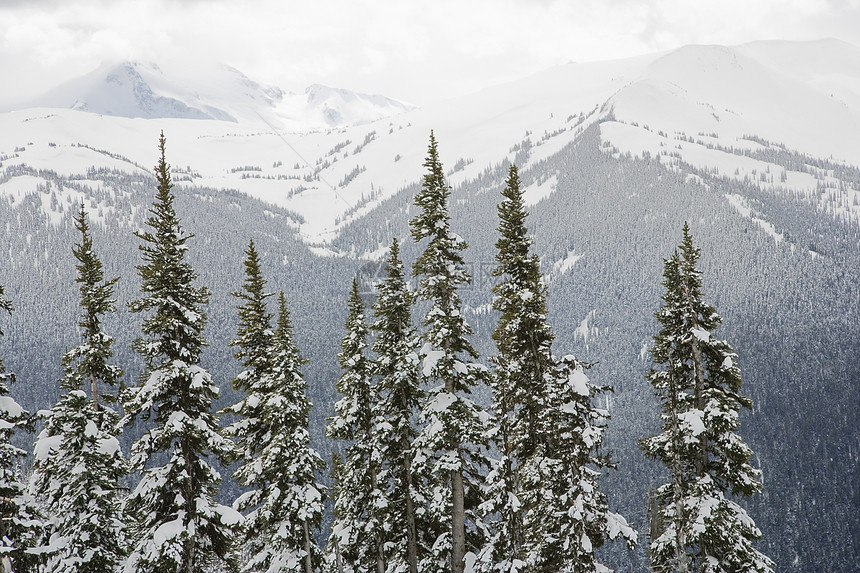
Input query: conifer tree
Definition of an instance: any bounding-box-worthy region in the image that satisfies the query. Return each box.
[224,244,325,573]
[409,132,489,573]
[121,133,240,573]
[641,223,773,573]
[519,357,636,572]
[31,204,126,573]
[482,165,635,572]
[0,286,42,573]
[479,164,550,572]
[370,239,425,573]
[326,279,385,573]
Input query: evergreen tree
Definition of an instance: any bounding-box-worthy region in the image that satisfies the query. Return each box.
[326,279,385,573]
[0,286,41,573]
[519,357,636,572]
[225,277,325,573]
[641,223,773,573]
[31,204,126,573]
[121,133,240,573]
[409,132,489,573]
[479,164,551,572]
[370,239,425,573]
[482,165,635,572]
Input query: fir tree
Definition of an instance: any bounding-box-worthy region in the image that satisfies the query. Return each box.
[409,132,489,573]
[370,239,425,573]
[0,286,41,573]
[225,275,325,573]
[483,165,635,572]
[479,164,551,572]
[31,204,126,573]
[519,357,636,572]
[326,279,385,573]
[121,133,240,573]
[641,223,773,573]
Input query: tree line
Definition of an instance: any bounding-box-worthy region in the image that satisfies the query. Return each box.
[0,131,772,573]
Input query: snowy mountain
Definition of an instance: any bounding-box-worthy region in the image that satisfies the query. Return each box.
[6,59,414,131]
[2,39,858,243]
[1,39,859,572]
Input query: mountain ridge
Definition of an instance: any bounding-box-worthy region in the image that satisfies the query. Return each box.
[5,59,415,131]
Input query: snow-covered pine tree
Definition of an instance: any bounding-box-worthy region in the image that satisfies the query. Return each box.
[31,204,126,573]
[641,223,773,573]
[121,133,240,573]
[369,239,425,573]
[0,286,42,573]
[409,132,489,573]
[224,243,326,573]
[326,279,385,573]
[478,164,550,572]
[483,164,635,573]
[519,356,636,572]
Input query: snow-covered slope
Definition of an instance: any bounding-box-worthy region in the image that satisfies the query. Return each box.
[605,39,860,163]
[1,40,859,242]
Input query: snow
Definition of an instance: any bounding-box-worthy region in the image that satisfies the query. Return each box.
[2,40,858,245]
[152,515,185,547]
[420,343,446,377]
[607,41,860,164]
[0,396,24,418]
[84,420,99,438]
[569,368,590,397]
[427,391,457,414]
[691,328,711,342]
[725,194,785,243]
[33,433,62,461]
[98,436,122,456]
[522,174,558,206]
[679,409,706,437]
[549,249,583,277]
[573,310,598,345]
[215,504,244,526]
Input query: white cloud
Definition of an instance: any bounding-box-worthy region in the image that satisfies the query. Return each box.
[1,0,858,106]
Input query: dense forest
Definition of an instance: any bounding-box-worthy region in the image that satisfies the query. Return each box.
[0,122,857,571]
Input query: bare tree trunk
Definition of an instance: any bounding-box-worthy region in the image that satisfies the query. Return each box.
[683,281,709,476]
[403,440,419,573]
[368,468,386,573]
[303,519,313,573]
[451,468,466,573]
[90,373,100,410]
[668,369,689,573]
[334,534,344,573]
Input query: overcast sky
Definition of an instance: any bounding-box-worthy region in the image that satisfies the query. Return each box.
[2,0,859,106]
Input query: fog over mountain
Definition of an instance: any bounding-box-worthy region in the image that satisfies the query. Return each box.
[1,39,858,571]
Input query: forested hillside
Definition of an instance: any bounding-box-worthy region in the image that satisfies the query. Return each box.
[1,117,857,570]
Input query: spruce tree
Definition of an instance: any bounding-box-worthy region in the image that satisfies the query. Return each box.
[121,133,240,573]
[0,286,41,573]
[641,223,773,573]
[224,244,325,573]
[519,356,636,572]
[483,165,635,572]
[479,164,551,572]
[409,132,489,573]
[326,279,385,573]
[370,239,425,573]
[31,204,126,573]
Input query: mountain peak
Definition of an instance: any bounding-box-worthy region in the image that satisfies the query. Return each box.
[303,84,416,127]
[30,60,238,121]
[10,60,415,131]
